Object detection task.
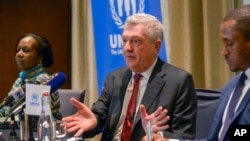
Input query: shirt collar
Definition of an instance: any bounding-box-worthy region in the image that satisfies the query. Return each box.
[244,68,250,79]
[132,58,158,80]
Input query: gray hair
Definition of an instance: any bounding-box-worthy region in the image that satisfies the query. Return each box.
[124,13,164,42]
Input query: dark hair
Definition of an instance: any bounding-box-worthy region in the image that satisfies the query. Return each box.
[15,33,54,68]
[224,5,250,41]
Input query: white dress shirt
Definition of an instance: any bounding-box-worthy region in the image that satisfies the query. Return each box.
[218,68,250,139]
[112,59,157,141]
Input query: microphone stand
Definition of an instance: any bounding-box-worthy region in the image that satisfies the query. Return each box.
[8,111,19,141]
[8,101,26,141]
[19,111,25,141]
[15,102,34,141]
[28,115,34,141]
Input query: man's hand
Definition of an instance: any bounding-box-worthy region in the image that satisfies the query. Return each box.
[141,133,170,141]
[62,98,97,137]
[140,105,170,133]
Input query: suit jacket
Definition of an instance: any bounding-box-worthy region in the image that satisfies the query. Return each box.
[84,58,197,141]
[208,73,250,141]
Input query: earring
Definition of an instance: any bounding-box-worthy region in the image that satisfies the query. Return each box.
[38,60,42,66]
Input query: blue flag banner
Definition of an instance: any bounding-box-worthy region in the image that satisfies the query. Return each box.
[91,0,167,95]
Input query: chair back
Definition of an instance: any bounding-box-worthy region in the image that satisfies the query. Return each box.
[58,89,85,117]
[58,89,85,138]
[195,88,221,139]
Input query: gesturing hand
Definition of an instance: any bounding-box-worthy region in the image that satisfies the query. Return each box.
[140,105,170,133]
[62,98,97,137]
[141,133,170,141]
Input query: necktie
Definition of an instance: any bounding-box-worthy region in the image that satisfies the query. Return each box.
[121,74,142,141]
[219,72,247,141]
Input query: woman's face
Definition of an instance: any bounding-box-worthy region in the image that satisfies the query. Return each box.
[15,36,43,71]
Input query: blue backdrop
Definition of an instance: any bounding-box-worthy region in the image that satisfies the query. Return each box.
[91,0,167,95]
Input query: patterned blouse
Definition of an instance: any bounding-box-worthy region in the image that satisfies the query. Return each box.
[0,65,62,129]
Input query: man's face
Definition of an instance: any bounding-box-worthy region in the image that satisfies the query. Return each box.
[122,24,161,73]
[15,36,42,71]
[220,20,250,72]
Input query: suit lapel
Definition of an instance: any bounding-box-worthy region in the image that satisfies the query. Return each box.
[133,59,166,127]
[119,70,132,105]
[109,69,132,131]
[208,76,239,139]
[217,86,235,117]
[234,88,250,119]
[216,76,240,119]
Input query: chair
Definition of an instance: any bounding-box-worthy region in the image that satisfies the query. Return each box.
[195,88,221,139]
[58,89,85,117]
[58,89,85,138]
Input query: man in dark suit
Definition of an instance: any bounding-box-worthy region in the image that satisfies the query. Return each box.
[62,13,197,141]
[208,4,250,141]
[142,4,250,141]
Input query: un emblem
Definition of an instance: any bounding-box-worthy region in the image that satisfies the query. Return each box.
[31,93,39,103]
[110,0,145,29]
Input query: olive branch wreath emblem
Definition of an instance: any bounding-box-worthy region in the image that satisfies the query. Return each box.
[110,0,145,29]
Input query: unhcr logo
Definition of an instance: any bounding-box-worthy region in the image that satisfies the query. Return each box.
[110,0,145,29]
[30,93,40,106]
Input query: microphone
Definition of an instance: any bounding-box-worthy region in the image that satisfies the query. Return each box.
[0,86,25,109]
[9,72,67,115]
[0,74,49,109]
[40,72,67,93]
[9,102,25,116]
